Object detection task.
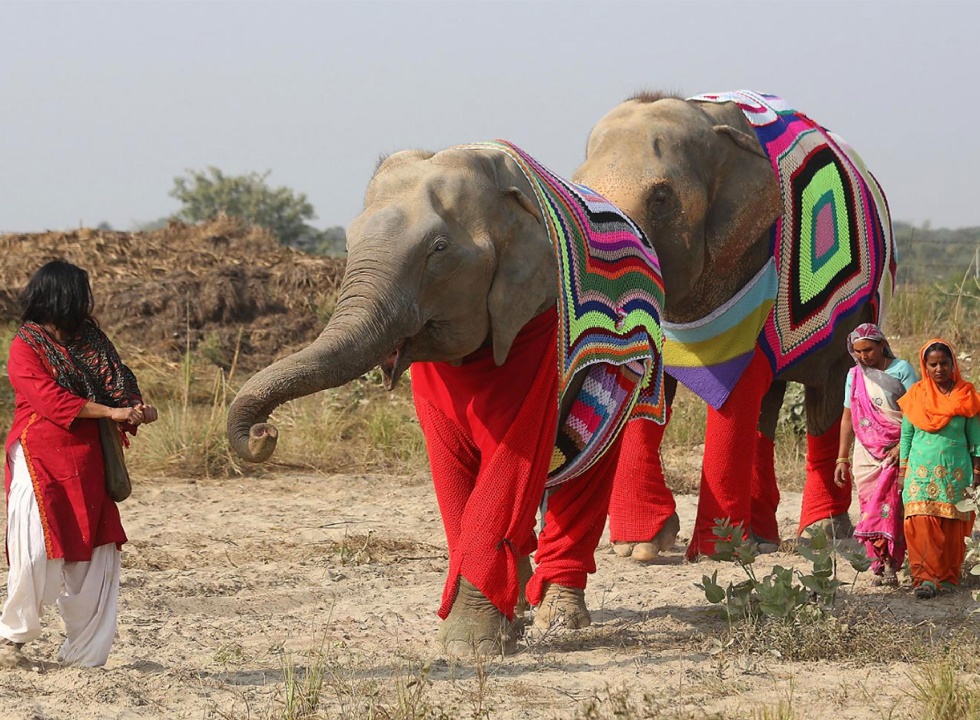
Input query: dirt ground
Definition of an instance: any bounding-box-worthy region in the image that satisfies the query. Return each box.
[0,474,977,720]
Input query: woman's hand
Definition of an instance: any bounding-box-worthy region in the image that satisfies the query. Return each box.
[833,461,852,488]
[109,406,144,425]
[882,445,900,468]
[137,404,158,424]
[110,404,158,426]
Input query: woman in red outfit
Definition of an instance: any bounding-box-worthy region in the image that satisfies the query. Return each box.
[0,260,157,668]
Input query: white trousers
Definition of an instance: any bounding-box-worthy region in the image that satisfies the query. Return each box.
[0,441,121,667]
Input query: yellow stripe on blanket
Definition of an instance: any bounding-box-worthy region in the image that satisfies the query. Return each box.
[663,298,774,368]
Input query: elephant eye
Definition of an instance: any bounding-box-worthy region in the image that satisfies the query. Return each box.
[645,183,677,222]
[431,238,450,253]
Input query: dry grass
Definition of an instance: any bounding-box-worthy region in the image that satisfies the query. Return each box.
[907,657,980,720]
[720,601,980,665]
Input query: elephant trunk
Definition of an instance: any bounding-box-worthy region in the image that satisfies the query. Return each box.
[227,281,418,463]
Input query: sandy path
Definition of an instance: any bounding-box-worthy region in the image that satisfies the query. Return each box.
[0,474,975,719]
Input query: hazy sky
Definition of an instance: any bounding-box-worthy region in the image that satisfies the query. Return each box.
[2,0,978,233]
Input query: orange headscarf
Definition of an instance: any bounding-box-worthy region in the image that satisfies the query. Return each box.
[898,338,980,432]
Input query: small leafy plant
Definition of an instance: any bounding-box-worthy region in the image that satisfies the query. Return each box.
[695,518,871,623]
[956,488,980,608]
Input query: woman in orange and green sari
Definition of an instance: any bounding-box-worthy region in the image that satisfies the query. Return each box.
[897,339,980,599]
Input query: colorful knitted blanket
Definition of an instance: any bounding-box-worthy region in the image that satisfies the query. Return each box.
[459,141,666,486]
[663,90,895,409]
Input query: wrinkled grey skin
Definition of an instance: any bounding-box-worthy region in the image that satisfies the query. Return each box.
[227,147,557,464]
[226,146,595,655]
[574,94,874,543]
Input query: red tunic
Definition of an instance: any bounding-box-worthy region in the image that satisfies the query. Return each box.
[5,336,127,561]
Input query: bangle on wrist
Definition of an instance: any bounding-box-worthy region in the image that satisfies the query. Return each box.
[835,458,850,465]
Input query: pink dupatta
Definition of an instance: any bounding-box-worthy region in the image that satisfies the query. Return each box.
[850,365,906,569]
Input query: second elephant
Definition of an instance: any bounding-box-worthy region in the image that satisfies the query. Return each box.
[575,90,895,558]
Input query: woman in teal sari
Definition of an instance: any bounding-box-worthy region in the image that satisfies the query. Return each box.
[834,323,917,586]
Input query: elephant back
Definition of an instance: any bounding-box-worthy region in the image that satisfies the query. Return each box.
[692,90,895,380]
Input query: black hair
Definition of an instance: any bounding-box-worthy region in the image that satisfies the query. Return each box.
[923,342,953,362]
[20,260,97,336]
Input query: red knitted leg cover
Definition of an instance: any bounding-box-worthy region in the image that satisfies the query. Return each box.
[414,396,479,549]
[608,409,675,543]
[687,348,773,559]
[410,312,560,621]
[526,436,623,606]
[448,359,559,620]
[413,396,482,618]
[797,417,847,535]
[750,432,780,544]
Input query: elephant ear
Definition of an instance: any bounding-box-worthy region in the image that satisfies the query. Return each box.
[712,124,770,161]
[480,154,557,366]
[695,100,782,266]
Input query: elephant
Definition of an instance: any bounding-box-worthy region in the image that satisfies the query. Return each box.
[574,90,895,559]
[227,140,666,656]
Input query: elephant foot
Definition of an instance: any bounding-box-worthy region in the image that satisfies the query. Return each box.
[515,555,533,616]
[533,583,591,630]
[438,578,517,658]
[800,513,854,543]
[611,512,680,562]
[749,532,780,555]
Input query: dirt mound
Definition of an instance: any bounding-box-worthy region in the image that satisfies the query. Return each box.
[0,217,346,371]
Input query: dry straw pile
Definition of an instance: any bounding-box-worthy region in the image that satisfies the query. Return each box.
[0,216,346,371]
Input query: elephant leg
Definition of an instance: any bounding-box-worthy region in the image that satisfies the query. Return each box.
[608,377,679,561]
[798,353,852,538]
[797,416,852,538]
[414,392,547,633]
[438,577,518,657]
[751,380,786,548]
[529,434,622,629]
[515,554,533,616]
[688,347,773,559]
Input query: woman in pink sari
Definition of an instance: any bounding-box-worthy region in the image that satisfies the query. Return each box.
[834,324,917,586]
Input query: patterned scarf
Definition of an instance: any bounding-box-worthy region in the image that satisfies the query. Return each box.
[458,141,666,484]
[668,90,895,409]
[898,338,980,432]
[17,321,142,409]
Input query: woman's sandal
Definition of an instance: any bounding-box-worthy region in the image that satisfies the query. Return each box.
[913,581,938,600]
[872,569,899,587]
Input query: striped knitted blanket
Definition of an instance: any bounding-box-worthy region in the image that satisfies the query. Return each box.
[663,90,895,409]
[460,141,666,485]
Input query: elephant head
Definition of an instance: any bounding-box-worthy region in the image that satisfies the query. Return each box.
[227,146,558,462]
[573,92,781,323]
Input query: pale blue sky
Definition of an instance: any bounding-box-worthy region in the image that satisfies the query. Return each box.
[2,0,977,233]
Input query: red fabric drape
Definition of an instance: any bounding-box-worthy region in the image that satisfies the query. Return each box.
[607,410,675,543]
[688,347,773,557]
[526,436,622,604]
[409,312,557,615]
[797,417,848,535]
[412,308,622,619]
[750,432,781,544]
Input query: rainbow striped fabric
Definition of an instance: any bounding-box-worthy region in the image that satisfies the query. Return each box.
[665,90,895,409]
[459,141,666,485]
